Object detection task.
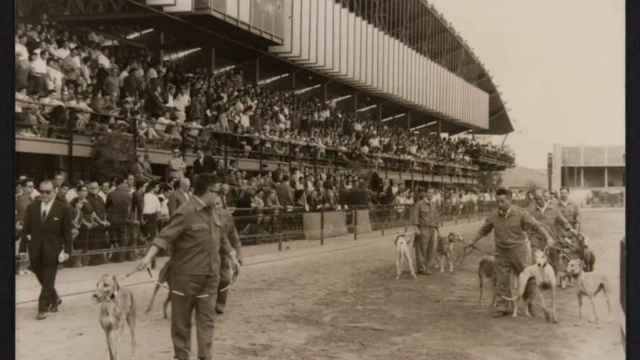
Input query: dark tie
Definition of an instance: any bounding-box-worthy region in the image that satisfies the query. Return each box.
[42,208,47,222]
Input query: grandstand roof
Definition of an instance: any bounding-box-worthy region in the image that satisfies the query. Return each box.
[26,0,514,135]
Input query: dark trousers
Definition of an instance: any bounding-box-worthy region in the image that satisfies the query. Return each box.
[33,263,59,313]
[88,227,108,266]
[169,273,219,360]
[415,226,437,272]
[110,224,128,263]
[495,243,534,310]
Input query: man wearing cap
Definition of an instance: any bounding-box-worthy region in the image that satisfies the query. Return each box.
[411,189,441,275]
[557,187,580,232]
[526,187,577,252]
[136,174,233,360]
[467,188,554,317]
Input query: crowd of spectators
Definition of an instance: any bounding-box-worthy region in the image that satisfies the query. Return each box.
[15,14,515,176]
[16,159,502,272]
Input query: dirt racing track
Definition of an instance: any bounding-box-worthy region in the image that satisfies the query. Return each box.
[16,209,624,360]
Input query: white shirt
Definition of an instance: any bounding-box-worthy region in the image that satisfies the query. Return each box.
[143,193,161,215]
[15,42,29,62]
[31,56,48,75]
[158,194,170,218]
[98,191,108,203]
[41,200,54,219]
[66,189,78,203]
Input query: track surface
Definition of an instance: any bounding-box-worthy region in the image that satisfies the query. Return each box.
[16,209,624,360]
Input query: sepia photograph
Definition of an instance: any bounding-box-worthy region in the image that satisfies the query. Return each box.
[13,0,625,359]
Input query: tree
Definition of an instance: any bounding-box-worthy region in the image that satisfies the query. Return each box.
[91,130,136,181]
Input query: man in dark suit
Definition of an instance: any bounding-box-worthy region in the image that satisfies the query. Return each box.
[87,181,109,265]
[22,180,73,320]
[106,177,132,263]
[348,178,371,208]
[192,149,216,175]
[168,177,191,216]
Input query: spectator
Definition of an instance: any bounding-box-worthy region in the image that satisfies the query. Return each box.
[106,176,132,263]
[168,177,191,217]
[87,181,109,265]
[192,148,216,175]
[167,149,186,180]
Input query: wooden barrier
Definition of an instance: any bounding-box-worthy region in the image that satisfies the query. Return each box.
[351,209,373,235]
[303,211,349,240]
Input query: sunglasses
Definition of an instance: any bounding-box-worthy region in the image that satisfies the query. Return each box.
[40,190,53,194]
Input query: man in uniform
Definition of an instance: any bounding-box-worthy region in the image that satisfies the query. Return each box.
[526,188,577,249]
[557,187,580,232]
[136,174,233,360]
[411,189,441,275]
[467,188,553,317]
[526,188,578,279]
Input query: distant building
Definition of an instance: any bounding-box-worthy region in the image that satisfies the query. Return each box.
[550,144,624,191]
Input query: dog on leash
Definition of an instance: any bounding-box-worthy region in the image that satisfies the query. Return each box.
[438,232,463,273]
[477,256,497,307]
[502,249,558,323]
[93,274,137,360]
[394,233,417,279]
[575,233,596,272]
[566,258,612,323]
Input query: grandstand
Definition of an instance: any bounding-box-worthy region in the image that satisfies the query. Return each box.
[15,0,515,187]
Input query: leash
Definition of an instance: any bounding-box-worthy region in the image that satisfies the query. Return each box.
[456,244,494,267]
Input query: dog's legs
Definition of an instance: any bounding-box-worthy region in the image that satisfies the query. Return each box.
[439,255,445,273]
[577,292,584,322]
[537,290,551,323]
[589,296,599,323]
[597,281,613,317]
[405,250,417,278]
[106,330,118,360]
[448,254,454,273]
[551,285,558,323]
[478,275,484,306]
[127,298,137,360]
[104,332,114,360]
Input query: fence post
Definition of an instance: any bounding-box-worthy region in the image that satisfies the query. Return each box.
[353,208,358,241]
[381,205,385,237]
[320,207,325,246]
[275,210,282,252]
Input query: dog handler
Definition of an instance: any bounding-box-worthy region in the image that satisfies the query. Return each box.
[466,188,554,317]
[411,189,441,275]
[136,174,233,360]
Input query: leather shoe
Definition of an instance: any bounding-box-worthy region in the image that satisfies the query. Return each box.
[49,298,62,312]
[36,312,47,320]
[215,306,224,315]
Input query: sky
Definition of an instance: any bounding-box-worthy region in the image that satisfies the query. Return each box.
[428,0,625,169]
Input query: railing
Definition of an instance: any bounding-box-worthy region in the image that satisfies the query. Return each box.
[15,98,514,180]
[16,201,518,271]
